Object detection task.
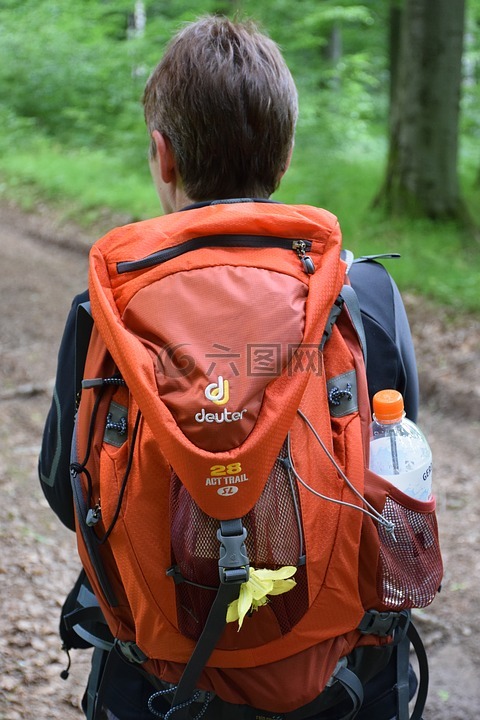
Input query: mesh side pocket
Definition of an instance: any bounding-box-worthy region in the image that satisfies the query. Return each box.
[377,496,443,609]
[169,439,307,641]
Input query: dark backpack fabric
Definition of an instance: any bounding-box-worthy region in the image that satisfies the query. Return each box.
[79,642,415,720]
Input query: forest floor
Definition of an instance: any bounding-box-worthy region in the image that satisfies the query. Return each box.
[0,199,479,719]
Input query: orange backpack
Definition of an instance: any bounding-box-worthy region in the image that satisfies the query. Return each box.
[70,201,442,719]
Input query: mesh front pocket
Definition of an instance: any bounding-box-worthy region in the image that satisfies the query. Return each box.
[169,440,308,641]
[377,495,442,609]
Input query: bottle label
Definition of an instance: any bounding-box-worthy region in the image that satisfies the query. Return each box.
[381,459,432,502]
[370,435,432,501]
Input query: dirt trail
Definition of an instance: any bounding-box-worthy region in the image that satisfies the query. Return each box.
[0,200,479,719]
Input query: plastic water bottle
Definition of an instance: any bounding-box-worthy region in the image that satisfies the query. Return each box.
[369,389,432,501]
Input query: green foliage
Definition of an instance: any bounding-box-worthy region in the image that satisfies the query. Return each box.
[0,0,478,312]
[0,106,158,220]
[0,1,145,151]
[0,0,389,154]
[462,5,480,142]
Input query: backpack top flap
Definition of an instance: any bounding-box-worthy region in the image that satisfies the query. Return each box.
[88,202,345,519]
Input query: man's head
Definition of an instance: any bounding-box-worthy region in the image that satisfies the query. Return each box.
[143,15,298,207]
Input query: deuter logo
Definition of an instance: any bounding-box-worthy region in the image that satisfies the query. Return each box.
[205,376,229,405]
[196,376,247,425]
[195,407,247,424]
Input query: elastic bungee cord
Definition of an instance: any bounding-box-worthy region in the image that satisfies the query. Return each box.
[147,686,214,719]
[291,410,397,540]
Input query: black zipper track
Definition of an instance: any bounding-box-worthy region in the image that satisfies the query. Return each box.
[70,415,118,607]
[117,234,312,274]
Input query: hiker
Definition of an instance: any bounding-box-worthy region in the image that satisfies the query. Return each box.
[39,15,427,720]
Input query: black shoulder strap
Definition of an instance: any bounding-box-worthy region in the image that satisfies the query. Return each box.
[359,610,429,720]
[404,619,429,720]
[75,301,93,405]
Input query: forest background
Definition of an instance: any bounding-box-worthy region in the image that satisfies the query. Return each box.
[0,0,479,312]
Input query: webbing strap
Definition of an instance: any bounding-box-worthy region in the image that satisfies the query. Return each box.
[64,606,114,651]
[63,579,115,651]
[170,519,248,719]
[333,665,365,720]
[340,248,355,273]
[74,301,93,404]
[168,582,239,717]
[405,620,429,720]
[84,646,108,720]
[396,633,410,720]
[89,643,138,720]
[360,610,429,720]
[340,284,368,366]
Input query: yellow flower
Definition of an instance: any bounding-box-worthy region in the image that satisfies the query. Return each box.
[226,566,297,630]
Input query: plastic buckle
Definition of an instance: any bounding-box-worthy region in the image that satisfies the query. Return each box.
[217,521,249,584]
[115,639,148,664]
[359,609,409,638]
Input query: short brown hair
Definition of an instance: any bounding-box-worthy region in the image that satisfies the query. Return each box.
[143,16,298,201]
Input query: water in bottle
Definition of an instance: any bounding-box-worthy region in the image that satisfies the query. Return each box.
[369,389,432,501]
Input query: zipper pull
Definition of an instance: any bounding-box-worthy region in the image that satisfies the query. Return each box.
[86,501,102,527]
[292,240,315,275]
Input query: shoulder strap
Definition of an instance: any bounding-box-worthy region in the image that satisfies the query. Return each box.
[336,250,368,366]
[340,284,367,367]
[404,619,429,720]
[74,301,93,405]
[353,253,401,263]
[359,610,429,720]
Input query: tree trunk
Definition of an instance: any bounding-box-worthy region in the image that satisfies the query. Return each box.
[376,0,467,221]
[388,0,403,111]
[323,23,342,91]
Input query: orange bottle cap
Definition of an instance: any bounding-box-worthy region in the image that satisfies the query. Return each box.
[373,389,404,423]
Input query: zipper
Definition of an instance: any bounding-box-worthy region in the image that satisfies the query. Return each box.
[86,501,102,527]
[292,240,316,275]
[71,468,118,607]
[70,419,118,608]
[117,234,315,275]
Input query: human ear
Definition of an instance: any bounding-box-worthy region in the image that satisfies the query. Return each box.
[151,130,176,184]
[280,144,294,178]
